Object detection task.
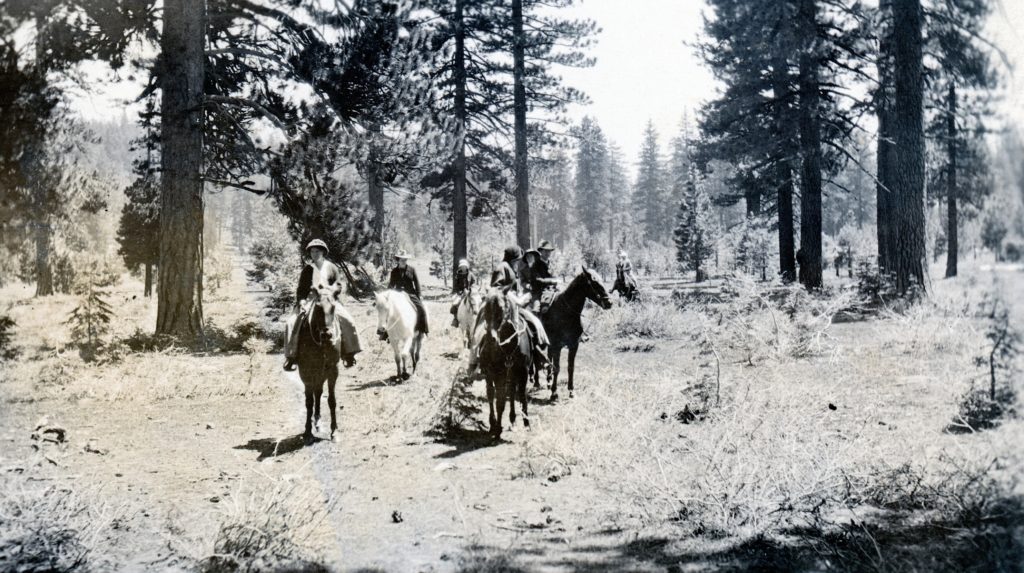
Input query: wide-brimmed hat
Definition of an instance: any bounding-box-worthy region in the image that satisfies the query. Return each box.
[306,239,329,254]
[394,249,411,259]
[537,239,555,251]
[503,246,523,262]
[524,249,540,259]
[458,259,469,269]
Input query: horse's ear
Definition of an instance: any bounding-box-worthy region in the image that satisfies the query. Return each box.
[581,265,590,276]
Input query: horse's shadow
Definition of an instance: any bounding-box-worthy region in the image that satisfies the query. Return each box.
[432,428,504,459]
[234,434,324,461]
[347,376,408,392]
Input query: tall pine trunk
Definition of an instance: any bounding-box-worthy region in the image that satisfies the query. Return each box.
[745,190,761,217]
[511,0,530,249]
[368,125,384,266]
[891,0,927,293]
[156,0,205,338]
[144,262,153,298]
[452,0,468,272]
[945,83,958,278]
[771,52,797,283]
[32,208,53,296]
[876,1,896,274]
[797,0,823,289]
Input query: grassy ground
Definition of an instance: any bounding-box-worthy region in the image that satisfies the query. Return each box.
[0,251,1021,572]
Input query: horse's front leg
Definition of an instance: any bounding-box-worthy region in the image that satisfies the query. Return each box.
[327,369,339,441]
[519,368,530,428]
[493,378,506,439]
[486,377,497,435]
[303,382,315,444]
[567,344,579,398]
[508,373,518,428]
[313,377,324,434]
[550,345,562,401]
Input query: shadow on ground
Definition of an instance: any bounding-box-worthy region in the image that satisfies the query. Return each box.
[455,505,1024,573]
[432,428,503,459]
[234,434,323,461]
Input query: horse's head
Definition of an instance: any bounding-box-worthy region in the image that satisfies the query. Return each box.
[374,291,389,338]
[306,293,334,347]
[580,266,613,310]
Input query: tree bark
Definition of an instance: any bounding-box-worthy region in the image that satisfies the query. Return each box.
[156,0,205,338]
[770,52,797,283]
[797,0,823,289]
[891,0,927,294]
[511,0,531,249]
[876,0,896,274]
[367,141,385,267]
[144,262,153,297]
[452,0,468,272]
[33,217,53,296]
[745,189,761,217]
[944,83,958,278]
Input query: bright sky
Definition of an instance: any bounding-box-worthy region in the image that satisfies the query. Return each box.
[559,0,713,172]
[69,0,1024,176]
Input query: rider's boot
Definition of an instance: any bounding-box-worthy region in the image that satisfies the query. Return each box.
[283,357,297,372]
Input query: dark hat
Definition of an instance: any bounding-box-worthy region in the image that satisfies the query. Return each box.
[306,239,329,253]
[537,239,555,251]
[524,249,540,258]
[503,246,523,262]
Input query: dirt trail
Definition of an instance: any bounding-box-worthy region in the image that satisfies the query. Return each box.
[0,252,669,572]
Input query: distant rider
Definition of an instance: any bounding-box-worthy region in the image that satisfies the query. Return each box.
[450,259,475,328]
[283,239,361,371]
[611,250,638,301]
[387,249,429,336]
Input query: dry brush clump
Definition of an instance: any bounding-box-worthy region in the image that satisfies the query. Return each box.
[0,477,126,572]
[200,483,336,573]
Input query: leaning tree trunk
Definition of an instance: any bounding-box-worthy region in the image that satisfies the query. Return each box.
[511,0,531,249]
[891,0,927,294]
[796,0,823,289]
[452,0,468,272]
[156,0,206,338]
[945,82,958,278]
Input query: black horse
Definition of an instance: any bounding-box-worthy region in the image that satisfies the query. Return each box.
[477,291,532,438]
[296,293,341,444]
[539,267,613,400]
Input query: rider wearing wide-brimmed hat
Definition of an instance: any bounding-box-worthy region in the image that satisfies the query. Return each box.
[284,239,362,371]
[611,249,638,300]
[521,239,559,312]
[387,249,429,335]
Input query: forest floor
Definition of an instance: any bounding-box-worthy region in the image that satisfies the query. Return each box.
[1,251,1022,572]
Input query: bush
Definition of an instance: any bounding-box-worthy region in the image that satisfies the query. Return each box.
[0,313,17,361]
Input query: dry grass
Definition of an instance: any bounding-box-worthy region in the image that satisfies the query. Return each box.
[199,482,336,573]
[0,476,130,572]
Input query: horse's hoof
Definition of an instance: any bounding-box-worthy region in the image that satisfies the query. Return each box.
[303,433,314,445]
[550,393,559,402]
[523,418,530,428]
[569,391,575,399]
[401,372,411,381]
[330,431,337,442]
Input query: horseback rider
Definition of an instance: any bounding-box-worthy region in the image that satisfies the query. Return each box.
[284,239,361,371]
[387,249,429,336]
[450,258,475,328]
[522,240,559,313]
[477,245,549,368]
[612,250,638,300]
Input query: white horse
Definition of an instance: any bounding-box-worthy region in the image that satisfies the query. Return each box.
[375,290,425,380]
[455,286,482,349]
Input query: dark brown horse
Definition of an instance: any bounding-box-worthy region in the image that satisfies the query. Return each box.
[296,293,341,444]
[477,291,532,438]
[540,268,612,400]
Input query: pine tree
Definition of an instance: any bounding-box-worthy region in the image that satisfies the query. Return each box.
[674,170,717,282]
[605,142,631,250]
[117,99,160,297]
[635,121,667,243]
[573,117,609,236]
